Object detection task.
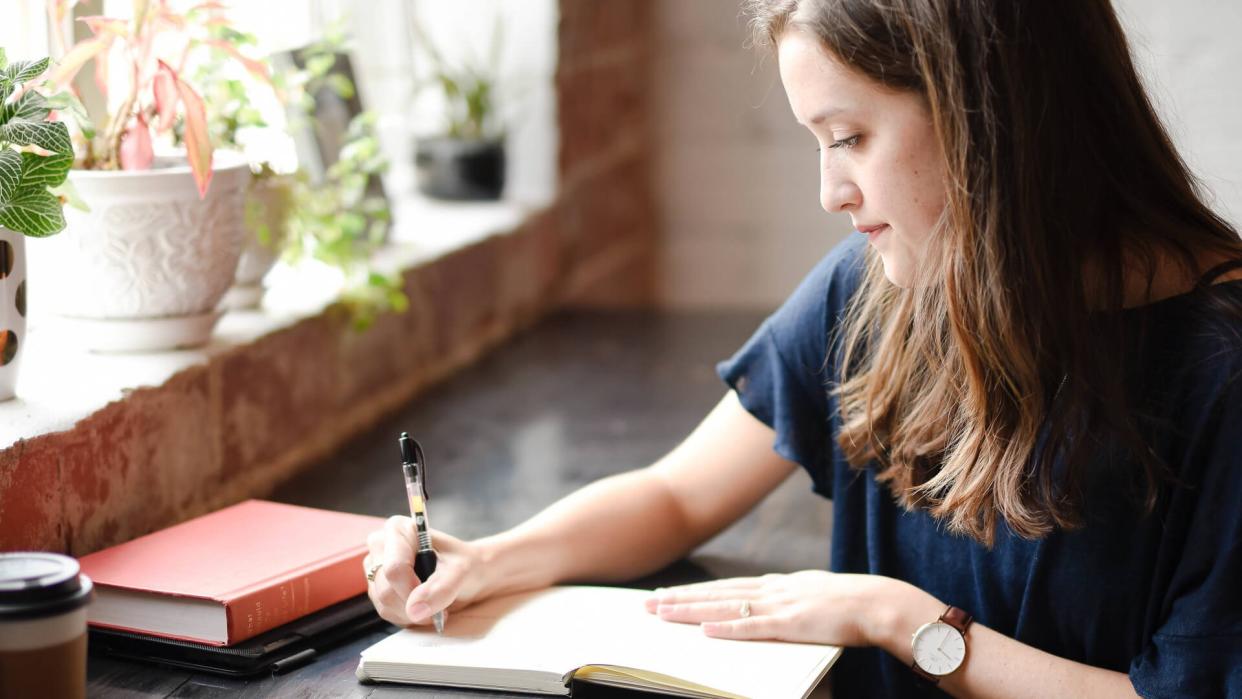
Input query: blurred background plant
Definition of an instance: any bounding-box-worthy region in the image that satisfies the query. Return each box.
[408,11,504,142]
[408,7,517,201]
[200,25,404,328]
[284,110,404,329]
[281,29,404,329]
[187,19,295,310]
[47,0,270,197]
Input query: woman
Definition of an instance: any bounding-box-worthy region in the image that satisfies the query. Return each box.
[366,1,1242,696]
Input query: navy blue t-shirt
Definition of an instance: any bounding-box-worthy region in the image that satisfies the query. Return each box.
[717,234,1242,698]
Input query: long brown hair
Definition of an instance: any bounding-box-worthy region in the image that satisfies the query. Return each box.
[745,0,1242,544]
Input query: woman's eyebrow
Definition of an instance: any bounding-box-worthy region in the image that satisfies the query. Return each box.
[807,106,849,125]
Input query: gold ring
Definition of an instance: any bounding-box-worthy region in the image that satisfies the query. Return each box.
[366,562,382,582]
[739,600,751,618]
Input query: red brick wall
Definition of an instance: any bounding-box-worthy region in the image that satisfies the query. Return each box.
[555,0,657,307]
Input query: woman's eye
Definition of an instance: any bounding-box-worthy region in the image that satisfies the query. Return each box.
[828,135,861,150]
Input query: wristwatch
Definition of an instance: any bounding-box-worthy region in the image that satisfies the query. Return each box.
[910,605,972,682]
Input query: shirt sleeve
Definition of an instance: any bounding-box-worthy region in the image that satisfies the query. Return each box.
[715,233,868,498]
[1129,372,1242,698]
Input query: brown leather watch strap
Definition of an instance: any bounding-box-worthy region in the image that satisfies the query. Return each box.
[911,658,939,684]
[941,605,973,634]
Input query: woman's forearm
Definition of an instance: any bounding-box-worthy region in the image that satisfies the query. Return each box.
[873,582,1140,699]
[468,392,797,601]
[471,468,701,598]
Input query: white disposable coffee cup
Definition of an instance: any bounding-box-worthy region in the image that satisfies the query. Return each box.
[0,552,94,699]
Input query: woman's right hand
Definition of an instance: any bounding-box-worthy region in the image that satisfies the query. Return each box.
[364,516,488,628]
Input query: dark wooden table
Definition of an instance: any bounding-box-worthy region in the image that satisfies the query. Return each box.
[86,311,835,698]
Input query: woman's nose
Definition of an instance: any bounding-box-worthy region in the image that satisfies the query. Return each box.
[820,175,862,214]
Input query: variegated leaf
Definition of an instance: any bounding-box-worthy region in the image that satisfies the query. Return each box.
[0,58,51,88]
[20,150,73,189]
[0,91,51,125]
[0,120,71,155]
[0,149,20,202]
[0,186,66,237]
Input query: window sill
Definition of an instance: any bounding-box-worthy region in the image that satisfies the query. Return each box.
[0,197,530,452]
[0,191,579,558]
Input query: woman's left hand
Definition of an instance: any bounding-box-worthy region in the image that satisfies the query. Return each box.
[645,570,911,647]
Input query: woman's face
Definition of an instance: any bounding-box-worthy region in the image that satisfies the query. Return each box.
[778,27,946,287]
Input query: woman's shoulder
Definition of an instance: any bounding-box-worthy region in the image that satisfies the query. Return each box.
[1152,280,1242,384]
[765,232,869,344]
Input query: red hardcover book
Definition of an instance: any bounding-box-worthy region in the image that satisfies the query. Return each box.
[79,500,384,646]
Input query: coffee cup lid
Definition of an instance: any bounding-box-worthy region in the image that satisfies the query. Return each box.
[0,552,93,621]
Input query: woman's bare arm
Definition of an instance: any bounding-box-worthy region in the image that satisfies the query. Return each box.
[471,390,797,597]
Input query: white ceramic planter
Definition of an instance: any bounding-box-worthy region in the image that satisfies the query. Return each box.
[0,227,26,400]
[223,174,294,310]
[35,151,251,351]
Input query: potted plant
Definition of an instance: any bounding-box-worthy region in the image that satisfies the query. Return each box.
[409,12,506,201]
[259,30,405,329]
[0,50,75,399]
[191,25,297,310]
[33,0,262,351]
[285,110,405,330]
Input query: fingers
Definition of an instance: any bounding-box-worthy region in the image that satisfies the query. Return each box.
[655,599,764,624]
[406,552,466,623]
[379,517,419,598]
[702,615,781,640]
[645,584,761,613]
[666,577,767,591]
[383,516,416,566]
[364,517,421,626]
[365,519,476,629]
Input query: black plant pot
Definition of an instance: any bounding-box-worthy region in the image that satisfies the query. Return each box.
[414,136,506,201]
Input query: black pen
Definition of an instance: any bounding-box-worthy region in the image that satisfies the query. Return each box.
[399,432,444,634]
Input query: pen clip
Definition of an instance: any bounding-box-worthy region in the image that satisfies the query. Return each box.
[401,432,429,500]
[412,439,428,500]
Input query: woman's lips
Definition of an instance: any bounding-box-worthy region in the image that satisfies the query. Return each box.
[858,224,889,239]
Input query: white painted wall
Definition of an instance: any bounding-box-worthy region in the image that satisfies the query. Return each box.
[1114,0,1242,228]
[652,1,1242,311]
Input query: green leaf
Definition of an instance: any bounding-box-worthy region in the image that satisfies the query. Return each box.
[20,150,72,188]
[49,178,89,213]
[0,120,71,155]
[306,54,335,78]
[0,48,7,71]
[0,185,66,237]
[1,91,51,125]
[45,91,92,130]
[0,149,20,201]
[0,58,51,88]
[326,73,354,99]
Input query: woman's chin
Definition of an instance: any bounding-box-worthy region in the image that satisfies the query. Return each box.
[878,257,914,288]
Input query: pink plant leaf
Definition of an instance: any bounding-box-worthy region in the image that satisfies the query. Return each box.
[131,0,152,33]
[159,61,213,197]
[187,0,228,12]
[78,16,129,38]
[48,37,111,89]
[93,37,111,97]
[119,113,154,171]
[152,63,179,132]
[205,39,271,84]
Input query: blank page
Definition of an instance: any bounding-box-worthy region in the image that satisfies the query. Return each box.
[358,586,840,698]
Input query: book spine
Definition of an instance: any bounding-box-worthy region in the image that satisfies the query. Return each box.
[222,549,367,643]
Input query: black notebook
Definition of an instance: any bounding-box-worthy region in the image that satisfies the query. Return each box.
[89,593,385,677]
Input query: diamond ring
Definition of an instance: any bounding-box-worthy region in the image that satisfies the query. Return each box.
[739,600,751,618]
[366,562,383,582]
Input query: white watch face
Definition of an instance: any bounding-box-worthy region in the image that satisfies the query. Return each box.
[912,621,966,676]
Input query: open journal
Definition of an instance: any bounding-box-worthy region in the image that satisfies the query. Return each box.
[356,585,841,698]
